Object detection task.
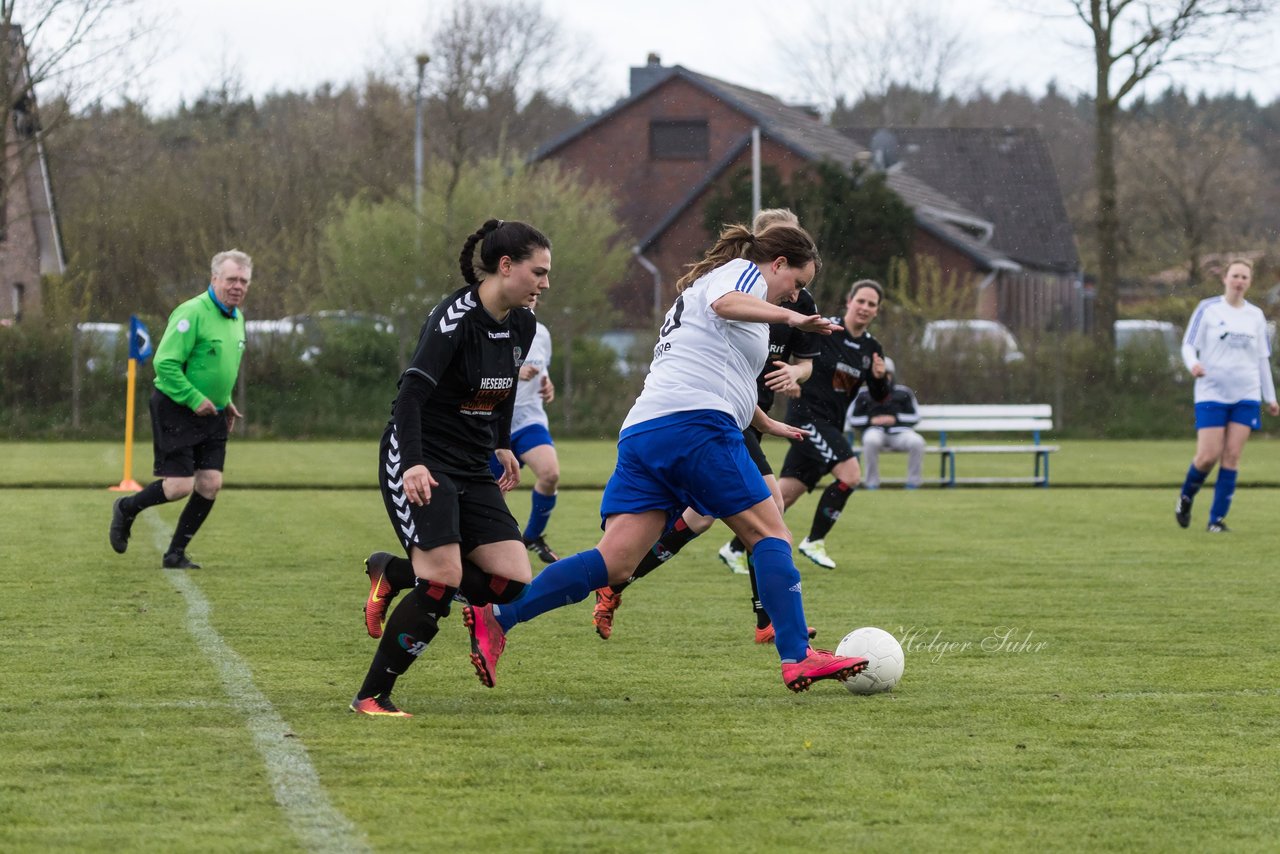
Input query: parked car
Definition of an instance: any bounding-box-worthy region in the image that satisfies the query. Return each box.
[1114,319,1183,376]
[595,329,650,376]
[262,311,395,362]
[920,319,1024,363]
[75,321,125,372]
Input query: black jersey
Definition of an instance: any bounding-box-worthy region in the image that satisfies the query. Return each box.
[785,319,889,427]
[757,288,822,412]
[392,285,537,478]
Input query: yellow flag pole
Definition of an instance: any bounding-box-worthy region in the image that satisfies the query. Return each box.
[109,357,144,492]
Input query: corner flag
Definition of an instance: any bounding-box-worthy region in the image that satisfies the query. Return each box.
[129,315,153,362]
[111,315,151,492]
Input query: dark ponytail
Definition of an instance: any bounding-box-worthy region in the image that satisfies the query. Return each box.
[458,218,551,286]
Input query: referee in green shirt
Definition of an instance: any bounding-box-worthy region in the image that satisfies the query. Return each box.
[110,250,252,568]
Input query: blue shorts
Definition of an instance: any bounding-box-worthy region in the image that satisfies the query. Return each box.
[600,410,771,527]
[488,423,555,479]
[1195,401,1261,431]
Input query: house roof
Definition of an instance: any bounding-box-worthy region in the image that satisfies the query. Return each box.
[533,64,1014,271]
[840,127,1080,274]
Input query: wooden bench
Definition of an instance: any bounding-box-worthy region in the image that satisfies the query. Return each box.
[847,404,1058,487]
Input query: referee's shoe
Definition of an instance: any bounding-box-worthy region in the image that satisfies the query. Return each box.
[109,498,136,554]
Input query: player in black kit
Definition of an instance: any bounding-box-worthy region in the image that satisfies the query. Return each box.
[778,280,889,570]
[349,219,550,717]
[590,209,824,644]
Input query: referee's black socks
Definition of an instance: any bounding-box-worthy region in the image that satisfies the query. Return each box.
[167,493,215,557]
[121,480,169,516]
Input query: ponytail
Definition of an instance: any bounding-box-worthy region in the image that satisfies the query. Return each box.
[676,222,820,292]
[458,219,551,286]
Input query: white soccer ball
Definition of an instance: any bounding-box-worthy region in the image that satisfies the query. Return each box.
[835,626,905,694]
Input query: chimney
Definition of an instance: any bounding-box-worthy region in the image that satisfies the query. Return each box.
[630,53,669,96]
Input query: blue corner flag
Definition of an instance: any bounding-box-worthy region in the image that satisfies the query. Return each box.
[128,315,153,362]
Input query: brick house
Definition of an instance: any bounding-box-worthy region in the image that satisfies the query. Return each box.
[532,57,1079,332]
[841,127,1084,332]
[0,24,66,323]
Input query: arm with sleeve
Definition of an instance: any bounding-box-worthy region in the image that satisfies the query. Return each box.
[1257,315,1278,404]
[395,319,460,468]
[153,306,206,411]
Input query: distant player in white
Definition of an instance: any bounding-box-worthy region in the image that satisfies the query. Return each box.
[489,318,562,563]
[461,222,872,694]
[1175,259,1278,532]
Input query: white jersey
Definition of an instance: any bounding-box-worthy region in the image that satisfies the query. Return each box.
[622,258,770,432]
[510,322,552,433]
[1182,296,1277,405]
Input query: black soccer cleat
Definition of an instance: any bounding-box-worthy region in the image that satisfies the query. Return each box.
[524,535,560,564]
[162,552,202,569]
[1174,494,1192,529]
[110,497,136,554]
[1206,521,1230,533]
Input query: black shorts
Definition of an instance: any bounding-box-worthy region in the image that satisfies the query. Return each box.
[742,426,772,477]
[379,423,521,554]
[779,417,855,490]
[150,390,229,477]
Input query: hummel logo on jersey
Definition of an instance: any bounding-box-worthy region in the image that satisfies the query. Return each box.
[438,291,478,332]
[488,330,510,339]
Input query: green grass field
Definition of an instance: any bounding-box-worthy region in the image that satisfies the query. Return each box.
[2,441,1278,852]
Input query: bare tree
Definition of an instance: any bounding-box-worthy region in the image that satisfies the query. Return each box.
[1062,0,1273,343]
[1118,115,1266,287]
[422,0,602,200]
[794,0,980,121]
[1,1,153,235]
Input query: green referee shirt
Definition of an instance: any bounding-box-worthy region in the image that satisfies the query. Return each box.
[153,286,247,411]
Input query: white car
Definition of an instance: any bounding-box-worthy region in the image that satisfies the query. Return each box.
[920,319,1024,363]
[1114,319,1183,375]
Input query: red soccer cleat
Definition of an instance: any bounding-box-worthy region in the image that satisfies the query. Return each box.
[349,694,412,718]
[592,587,622,640]
[754,624,818,644]
[781,648,866,692]
[463,604,506,687]
[363,552,396,639]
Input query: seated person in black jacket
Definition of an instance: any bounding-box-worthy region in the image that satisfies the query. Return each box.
[846,358,926,489]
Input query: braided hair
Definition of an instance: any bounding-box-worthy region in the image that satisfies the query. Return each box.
[458,219,552,286]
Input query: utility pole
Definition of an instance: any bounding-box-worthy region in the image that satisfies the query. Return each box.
[413,53,431,265]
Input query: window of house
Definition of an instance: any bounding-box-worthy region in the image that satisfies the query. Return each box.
[12,283,25,322]
[650,120,709,160]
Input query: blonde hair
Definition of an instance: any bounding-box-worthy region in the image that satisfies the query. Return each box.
[676,223,820,292]
[752,207,799,233]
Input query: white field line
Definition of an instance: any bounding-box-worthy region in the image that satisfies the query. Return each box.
[145,515,370,853]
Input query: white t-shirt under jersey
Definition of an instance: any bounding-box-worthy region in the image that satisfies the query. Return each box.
[510,321,551,434]
[622,258,770,432]
[1182,296,1277,405]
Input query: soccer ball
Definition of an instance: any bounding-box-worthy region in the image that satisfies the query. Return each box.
[835,626,905,695]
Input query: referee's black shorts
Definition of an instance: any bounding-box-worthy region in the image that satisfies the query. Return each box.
[150,390,229,477]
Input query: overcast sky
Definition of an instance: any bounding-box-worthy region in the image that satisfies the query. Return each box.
[90,0,1280,113]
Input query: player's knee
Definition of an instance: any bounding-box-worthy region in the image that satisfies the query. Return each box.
[486,577,527,605]
[163,477,195,501]
[537,470,560,492]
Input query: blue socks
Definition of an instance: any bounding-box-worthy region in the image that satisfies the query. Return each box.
[1210,467,1237,524]
[751,537,810,662]
[1180,463,1209,500]
[523,489,557,541]
[494,548,608,632]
